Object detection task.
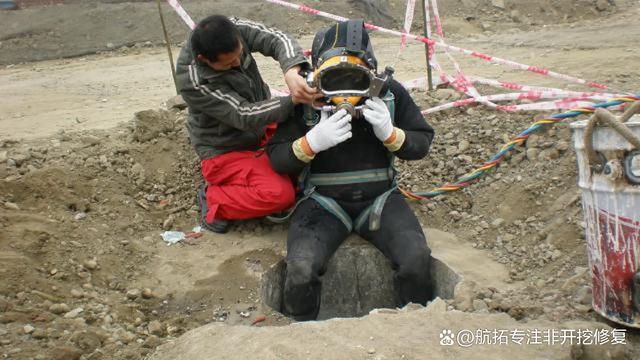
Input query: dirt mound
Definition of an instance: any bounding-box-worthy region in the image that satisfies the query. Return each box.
[0,0,631,65]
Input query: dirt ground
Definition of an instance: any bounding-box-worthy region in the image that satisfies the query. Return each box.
[1,0,639,359]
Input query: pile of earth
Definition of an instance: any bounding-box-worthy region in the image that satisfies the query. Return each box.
[0,0,631,64]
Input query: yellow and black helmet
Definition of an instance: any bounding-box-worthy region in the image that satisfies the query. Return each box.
[309,19,393,110]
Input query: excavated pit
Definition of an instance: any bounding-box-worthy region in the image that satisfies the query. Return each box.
[261,237,460,320]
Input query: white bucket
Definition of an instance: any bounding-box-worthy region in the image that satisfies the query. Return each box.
[571,114,640,327]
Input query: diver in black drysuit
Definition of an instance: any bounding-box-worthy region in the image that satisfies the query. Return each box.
[267,76,436,320]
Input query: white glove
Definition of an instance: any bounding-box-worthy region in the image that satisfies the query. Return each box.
[305,109,352,153]
[363,97,394,142]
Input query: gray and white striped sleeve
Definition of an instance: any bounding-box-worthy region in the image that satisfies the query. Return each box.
[178,61,293,131]
[233,18,307,73]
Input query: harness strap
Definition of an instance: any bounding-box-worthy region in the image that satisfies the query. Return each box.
[310,192,353,232]
[265,186,315,224]
[354,185,398,233]
[308,168,391,186]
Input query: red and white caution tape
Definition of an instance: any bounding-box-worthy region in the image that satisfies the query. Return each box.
[430,0,444,37]
[401,75,626,99]
[425,0,498,109]
[166,0,196,29]
[400,0,417,53]
[262,0,612,91]
[422,91,616,114]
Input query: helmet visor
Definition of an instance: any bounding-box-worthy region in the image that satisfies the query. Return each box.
[317,64,372,96]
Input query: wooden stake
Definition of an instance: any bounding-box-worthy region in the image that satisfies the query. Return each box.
[156,0,178,94]
[420,0,434,91]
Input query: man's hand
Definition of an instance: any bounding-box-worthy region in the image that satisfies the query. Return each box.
[305,110,352,153]
[363,98,394,142]
[284,65,318,105]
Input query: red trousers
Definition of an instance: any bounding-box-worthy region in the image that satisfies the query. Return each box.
[200,125,295,222]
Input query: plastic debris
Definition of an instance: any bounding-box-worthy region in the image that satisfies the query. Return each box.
[161,231,186,245]
[161,226,203,245]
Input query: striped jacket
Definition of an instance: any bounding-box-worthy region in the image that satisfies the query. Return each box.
[176,18,307,160]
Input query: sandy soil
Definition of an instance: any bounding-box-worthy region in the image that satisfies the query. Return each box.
[0,0,639,359]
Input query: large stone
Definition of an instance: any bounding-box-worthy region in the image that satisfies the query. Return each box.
[261,236,459,320]
[491,0,506,9]
[166,95,187,110]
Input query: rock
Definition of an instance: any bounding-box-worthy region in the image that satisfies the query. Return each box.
[510,9,522,22]
[434,89,460,101]
[166,95,187,110]
[49,303,70,314]
[126,289,141,300]
[0,150,7,163]
[23,324,35,334]
[131,163,145,178]
[526,148,539,162]
[491,0,505,10]
[453,280,476,312]
[4,202,19,210]
[74,212,87,221]
[595,0,610,11]
[449,211,462,222]
[144,335,163,349]
[538,148,560,161]
[479,221,489,229]
[142,288,155,299]
[473,299,489,312]
[574,286,593,305]
[71,330,104,352]
[32,328,47,339]
[491,218,505,228]
[555,141,570,152]
[148,320,166,337]
[445,146,458,156]
[80,135,101,146]
[162,215,175,230]
[83,259,98,270]
[64,307,84,318]
[367,348,376,354]
[51,346,83,360]
[458,140,470,152]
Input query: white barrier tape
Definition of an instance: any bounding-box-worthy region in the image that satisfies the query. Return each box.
[401,75,625,99]
[422,92,616,114]
[262,0,612,91]
[430,0,444,37]
[425,0,497,109]
[400,0,416,52]
[166,0,196,29]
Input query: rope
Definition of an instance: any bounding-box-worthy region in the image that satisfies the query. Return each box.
[401,96,640,201]
[584,102,640,169]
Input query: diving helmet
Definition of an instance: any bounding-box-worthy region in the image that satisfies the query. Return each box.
[308,19,394,117]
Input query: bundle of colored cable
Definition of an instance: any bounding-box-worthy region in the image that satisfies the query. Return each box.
[400,96,640,200]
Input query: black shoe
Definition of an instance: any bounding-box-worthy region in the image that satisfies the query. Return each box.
[197,185,230,234]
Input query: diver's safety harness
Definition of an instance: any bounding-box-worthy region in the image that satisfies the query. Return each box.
[268,92,397,233]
